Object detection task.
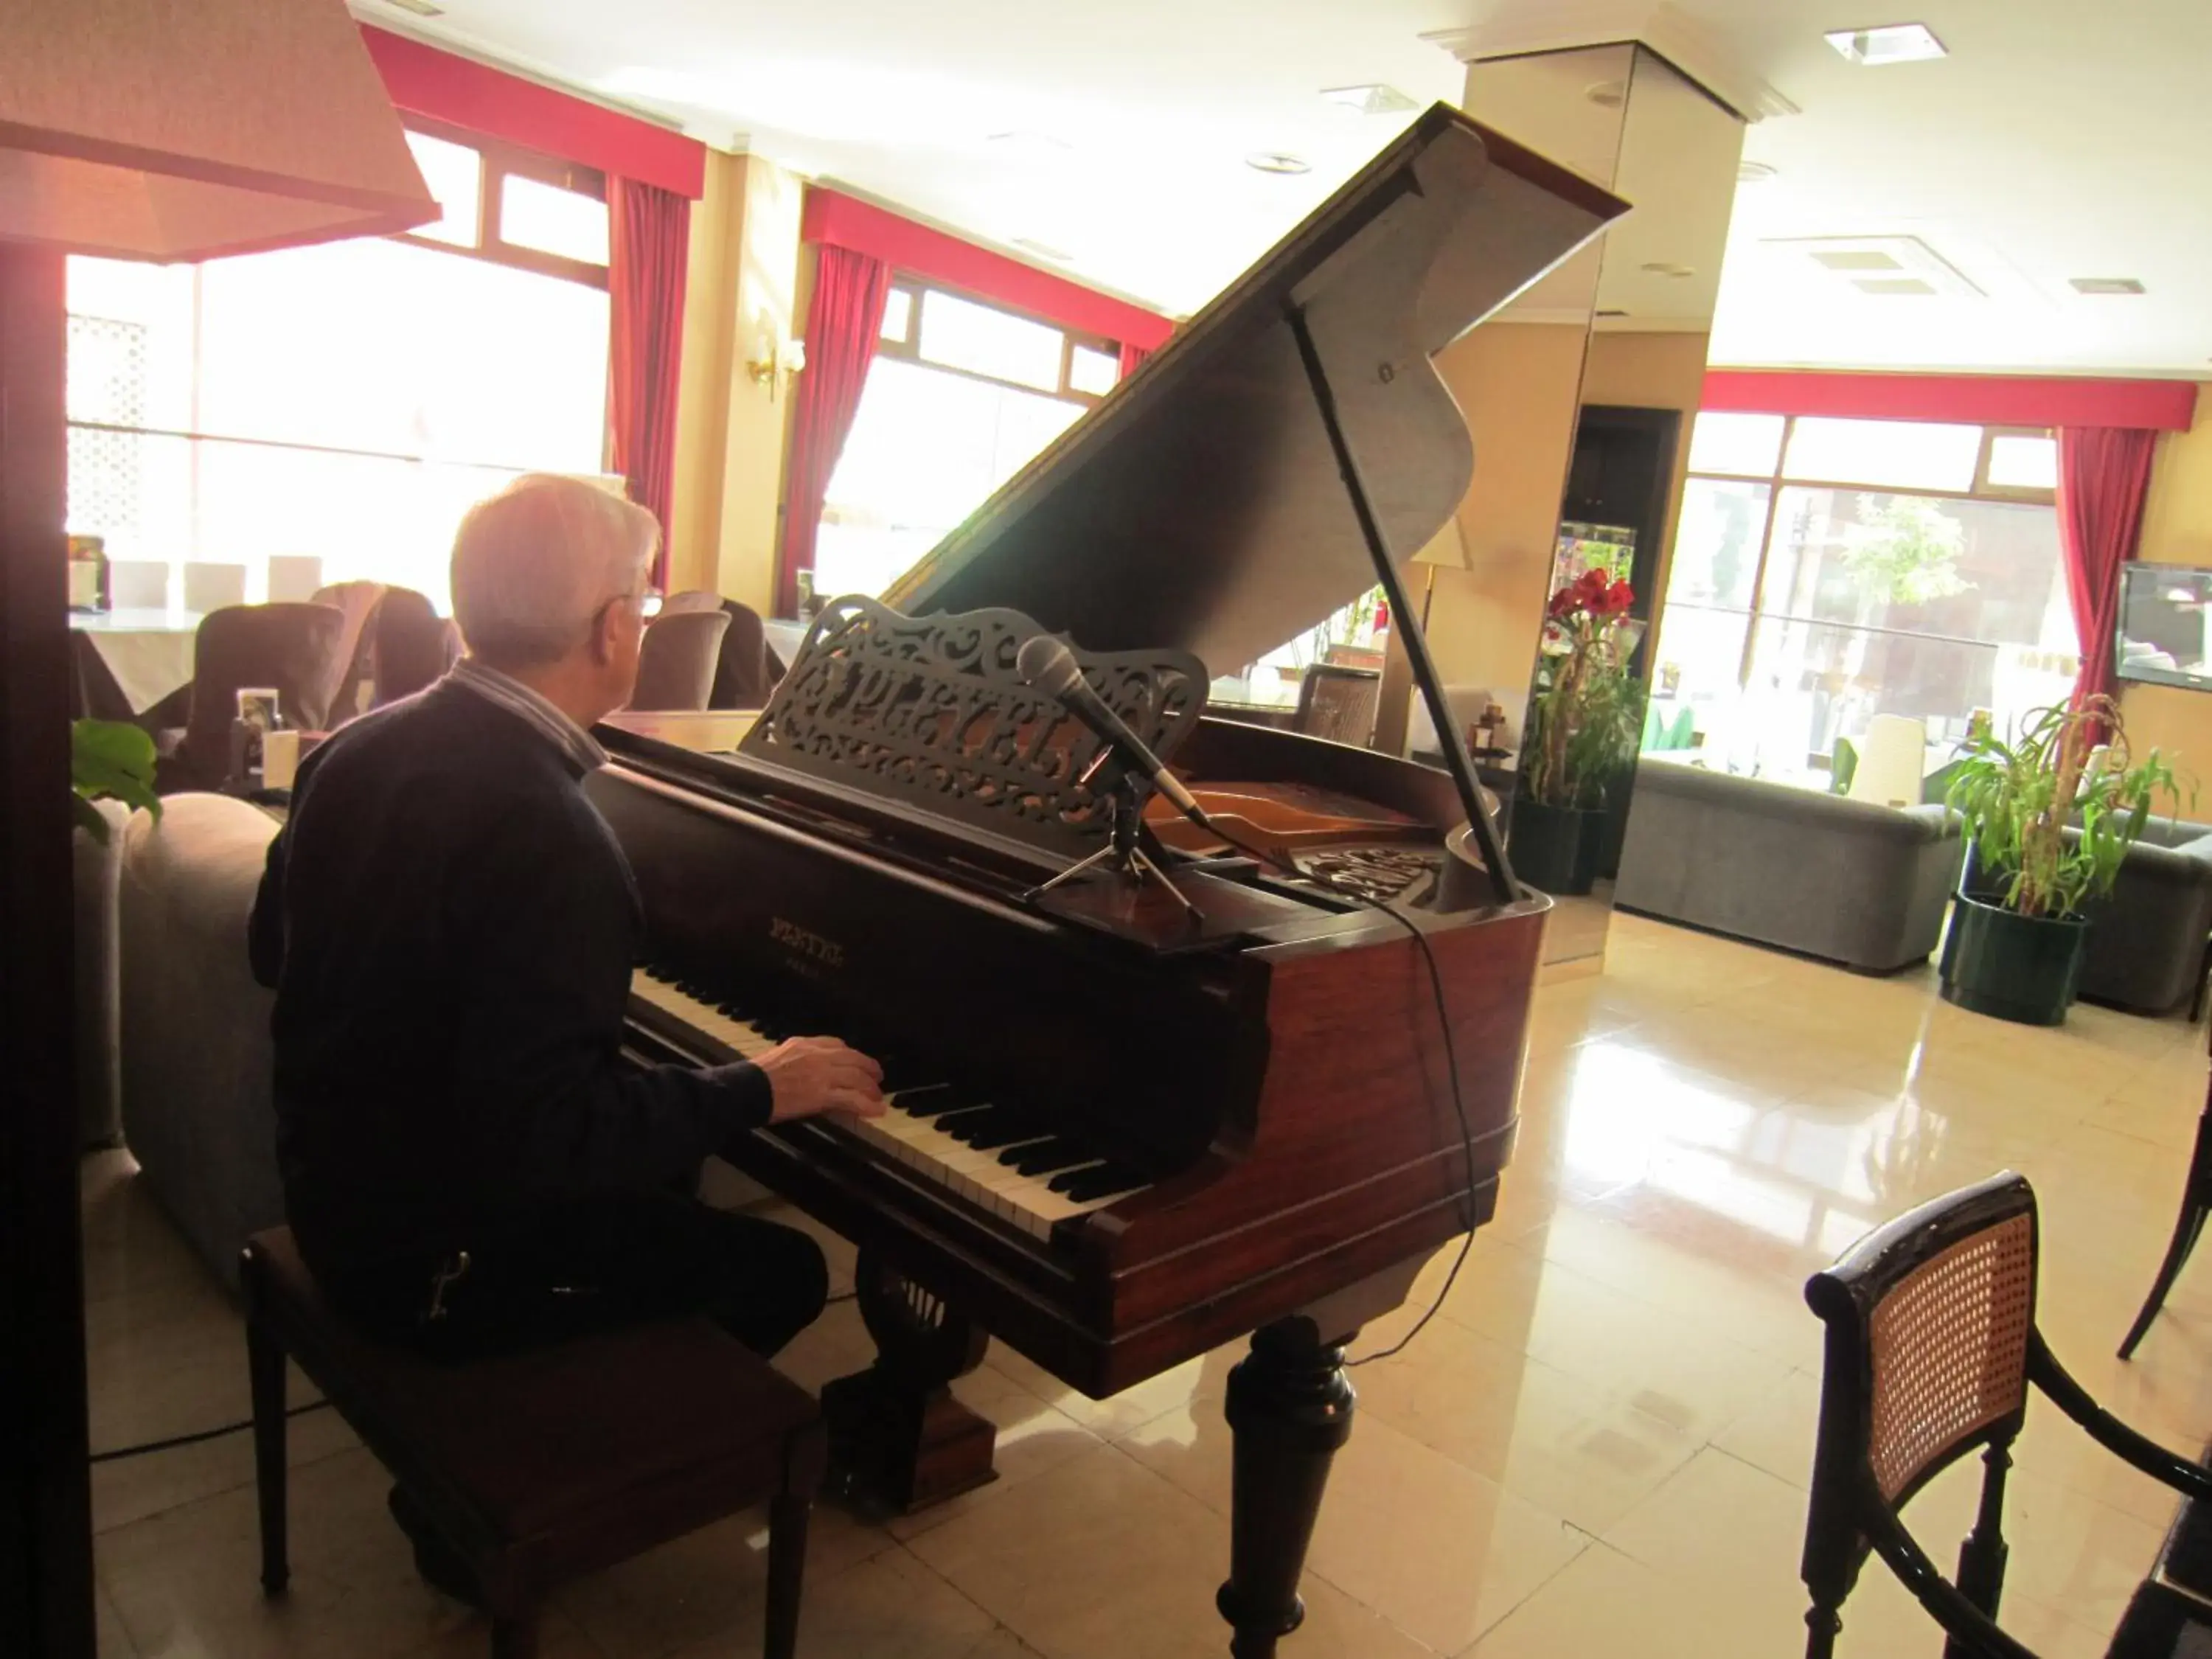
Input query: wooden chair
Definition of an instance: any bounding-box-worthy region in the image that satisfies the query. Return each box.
[1293,664,1381,748]
[2121,1048,2212,1359]
[242,1228,824,1659]
[1802,1172,2212,1658]
[630,610,731,712]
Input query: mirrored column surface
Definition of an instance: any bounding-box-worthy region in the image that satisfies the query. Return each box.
[1404,44,1745,970]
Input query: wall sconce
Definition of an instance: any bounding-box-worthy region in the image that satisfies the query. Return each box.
[746,330,807,401]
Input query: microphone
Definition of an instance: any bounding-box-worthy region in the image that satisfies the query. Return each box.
[1016,635,1208,826]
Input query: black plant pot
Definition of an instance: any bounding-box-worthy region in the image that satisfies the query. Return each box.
[1940,891,2087,1026]
[1510,799,1601,896]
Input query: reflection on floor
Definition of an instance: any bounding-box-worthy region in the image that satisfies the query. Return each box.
[1537,883,1613,969]
[84,912,2212,1658]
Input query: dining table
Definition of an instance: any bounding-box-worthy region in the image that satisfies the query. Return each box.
[70,608,204,723]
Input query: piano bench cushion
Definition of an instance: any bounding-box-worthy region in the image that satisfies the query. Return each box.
[242,1226,825,1588]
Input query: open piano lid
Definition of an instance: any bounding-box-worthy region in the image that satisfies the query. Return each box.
[884,104,1630,676]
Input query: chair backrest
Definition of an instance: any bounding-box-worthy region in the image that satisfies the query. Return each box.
[173,604,348,787]
[109,560,171,611]
[310,580,390,723]
[1294,664,1381,748]
[630,610,731,712]
[1801,1173,2039,1653]
[658,589,726,616]
[182,562,248,613]
[265,555,324,604]
[709,600,772,709]
[1846,714,1927,808]
[369,587,454,706]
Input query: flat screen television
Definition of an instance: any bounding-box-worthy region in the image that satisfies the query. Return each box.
[2116,563,2212,690]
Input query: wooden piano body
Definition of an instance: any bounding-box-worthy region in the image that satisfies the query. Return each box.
[596,102,1627,1658]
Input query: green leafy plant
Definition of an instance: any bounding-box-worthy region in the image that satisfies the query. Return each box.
[1944,698,2185,919]
[1523,570,1647,810]
[1840,495,1970,607]
[72,719,160,844]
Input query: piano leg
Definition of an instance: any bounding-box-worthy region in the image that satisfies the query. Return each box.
[820,1250,1000,1514]
[1214,1316,1354,1659]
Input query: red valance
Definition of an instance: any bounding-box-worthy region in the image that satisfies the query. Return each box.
[359,24,706,200]
[1702,369,2198,434]
[802,189,1174,352]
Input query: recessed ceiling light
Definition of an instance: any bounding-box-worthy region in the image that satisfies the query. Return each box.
[381,0,445,15]
[1737,160,1778,183]
[1825,23,1947,65]
[1012,237,1073,263]
[1245,152,1312,175]
[2070,276,2146,296]
[1584,80,1627,108]
[1321,83,1418,116]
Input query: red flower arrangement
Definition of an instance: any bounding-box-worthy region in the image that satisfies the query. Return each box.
[1526,569,1646,810]
[1546,567,1635,625]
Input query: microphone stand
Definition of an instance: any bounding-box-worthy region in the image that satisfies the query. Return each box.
[1029,762,1205,926]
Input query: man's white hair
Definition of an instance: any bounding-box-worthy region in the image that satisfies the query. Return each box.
[451,475,661,669]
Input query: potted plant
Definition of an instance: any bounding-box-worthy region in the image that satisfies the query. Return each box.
[1941,697,2182,1025]
[1512,568,1646,895]
[74,718,161,841]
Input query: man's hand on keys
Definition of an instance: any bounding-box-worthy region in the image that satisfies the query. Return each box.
[757,1036,888,1122]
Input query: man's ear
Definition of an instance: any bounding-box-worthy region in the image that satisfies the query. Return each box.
[587,603,619,667]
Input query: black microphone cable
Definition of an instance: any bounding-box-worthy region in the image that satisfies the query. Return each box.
[1175,815,1489,1368]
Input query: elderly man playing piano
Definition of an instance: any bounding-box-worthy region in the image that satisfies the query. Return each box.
[249,474,885,1593]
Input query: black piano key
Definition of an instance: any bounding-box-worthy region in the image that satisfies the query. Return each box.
[1008,1138,1092,1177]
[1045,1161,1107,1194]
[961,1113,1052,1151]
[1058,1163,1143,1202]
[904,1089,984,1120]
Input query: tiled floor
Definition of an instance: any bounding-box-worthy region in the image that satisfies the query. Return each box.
[83,911,2212,1658]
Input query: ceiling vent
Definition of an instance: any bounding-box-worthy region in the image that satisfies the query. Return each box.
[1764,235,1983,299]
[2070,276,2146,296]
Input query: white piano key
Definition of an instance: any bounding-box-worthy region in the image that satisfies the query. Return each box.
[628,964,1150,1239]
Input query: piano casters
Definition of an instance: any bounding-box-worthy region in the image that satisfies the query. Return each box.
[1029,766,1203,928]
[1216,1317,1357,1659]
[819,1250,1000,1514]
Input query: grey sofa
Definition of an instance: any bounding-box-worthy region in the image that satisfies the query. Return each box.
[2070,817,2212,1013]
[1615,757,1965,972]
[118,793,285,1285]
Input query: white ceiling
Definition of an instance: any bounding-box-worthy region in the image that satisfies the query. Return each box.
[352,0,2212,377]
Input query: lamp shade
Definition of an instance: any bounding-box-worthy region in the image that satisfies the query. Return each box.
[0,0,437,261]
[1411,516,1472,571]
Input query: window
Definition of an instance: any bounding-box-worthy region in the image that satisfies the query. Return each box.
[66,122,611,613]
[1649,414,2070,776]
[814,278,1117,602]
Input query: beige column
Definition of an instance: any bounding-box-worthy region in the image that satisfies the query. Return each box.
[664,151,804,610]
[1398,35,1753,967]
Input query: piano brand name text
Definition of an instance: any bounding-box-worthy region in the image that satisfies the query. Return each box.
[768,917,845,969]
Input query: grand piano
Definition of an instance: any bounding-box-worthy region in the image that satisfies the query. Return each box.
[590,104,1627,1658]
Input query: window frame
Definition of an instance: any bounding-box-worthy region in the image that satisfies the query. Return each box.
[1659,411,2065,700]
[873,274,1115,408]
[395,114,611,292]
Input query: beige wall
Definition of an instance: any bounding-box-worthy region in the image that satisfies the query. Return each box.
[1419,321,1589,706]
[664,152,804,610]
[2119,386,2212,782]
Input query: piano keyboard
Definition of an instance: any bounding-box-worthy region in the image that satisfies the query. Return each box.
[629,967,1149,1241]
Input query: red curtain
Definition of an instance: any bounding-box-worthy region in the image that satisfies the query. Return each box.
[777,245,891,616]
[2056,425,2160,719]
[1116,341,1152,383]
[608,176,691,587]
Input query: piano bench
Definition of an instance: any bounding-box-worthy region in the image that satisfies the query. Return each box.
[240,1227,827,1659]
